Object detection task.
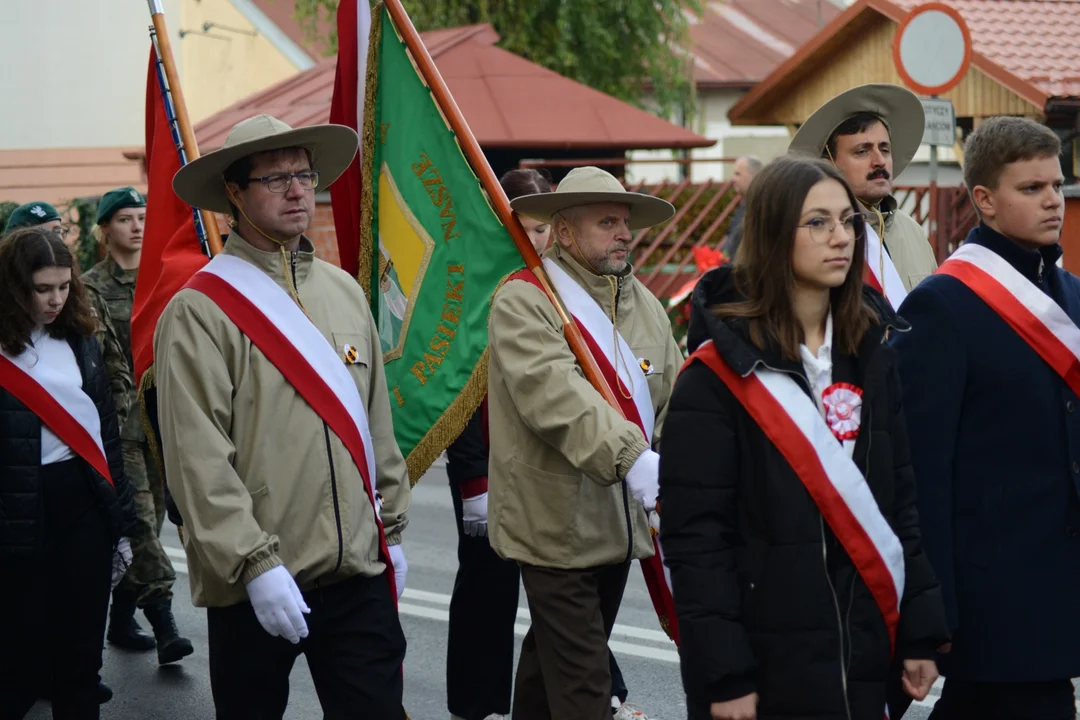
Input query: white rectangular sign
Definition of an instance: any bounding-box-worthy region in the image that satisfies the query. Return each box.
[921,98,956,147]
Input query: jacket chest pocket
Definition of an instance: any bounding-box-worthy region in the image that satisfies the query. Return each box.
[101,291,132,322]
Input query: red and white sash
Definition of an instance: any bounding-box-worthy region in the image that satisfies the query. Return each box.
[0,344,113,485]
[183,254,396,597]
[510,261,679,644]
[864,224,908,310]
[938,242,1080,397]
[687,342,905,654]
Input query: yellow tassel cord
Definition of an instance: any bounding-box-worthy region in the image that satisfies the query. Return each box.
[356,2,383,302]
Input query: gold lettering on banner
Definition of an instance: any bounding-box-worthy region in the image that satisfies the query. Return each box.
[392,386,405,407]
[410,153,461,243]
[409,264,466,385]
[380,123,390,145]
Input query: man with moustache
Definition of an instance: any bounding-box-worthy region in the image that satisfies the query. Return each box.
[791,84,939,291]
[488,166,684,719]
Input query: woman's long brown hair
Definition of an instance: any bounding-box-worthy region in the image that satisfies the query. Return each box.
[714,155,877,360]
[0,226,96,356]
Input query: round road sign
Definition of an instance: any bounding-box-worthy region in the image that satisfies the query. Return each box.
[892,2,972,96]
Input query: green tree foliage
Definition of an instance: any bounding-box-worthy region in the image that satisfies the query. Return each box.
[292,0,700,118]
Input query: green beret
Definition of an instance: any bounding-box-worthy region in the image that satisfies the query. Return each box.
[96,186,146,225]
[4,201,61,233]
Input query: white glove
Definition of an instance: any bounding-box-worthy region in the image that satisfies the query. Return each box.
[462,492,489,537]
[388,544,407,598]
[244,565,310,644]
[111,537,133,590]
[625,449,660,512]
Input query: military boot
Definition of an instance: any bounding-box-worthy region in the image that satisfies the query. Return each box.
[143,596,194,665]
[106,586,156,651]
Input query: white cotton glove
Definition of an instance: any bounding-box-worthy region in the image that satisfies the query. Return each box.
[625,449,660,512]
[111,537,133,590]
[388,544,407,599]
[462,492,489,538]
[244,565,311,644]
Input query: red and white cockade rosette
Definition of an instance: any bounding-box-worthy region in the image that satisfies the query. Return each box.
[822,382,863,441]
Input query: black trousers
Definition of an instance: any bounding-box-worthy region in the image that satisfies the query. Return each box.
[929,678,1076,720]
[207,571,406,720]
[513,563,631,720]
[0,459,113,720]
[446,483,629,720]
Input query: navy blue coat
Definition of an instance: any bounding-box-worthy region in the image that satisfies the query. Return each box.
[892,224,1080,682]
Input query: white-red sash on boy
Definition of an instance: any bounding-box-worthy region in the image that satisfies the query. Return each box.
[864,224,908,310]
[938,242,1080,397]
[509,261,679,644]
[685,341,905,655]
[184,254,396,598]
[0,345,113,486]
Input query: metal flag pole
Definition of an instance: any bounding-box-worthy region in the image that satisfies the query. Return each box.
[147,0,224,257]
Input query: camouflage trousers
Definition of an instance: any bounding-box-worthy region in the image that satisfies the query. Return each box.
[116,439,176,605]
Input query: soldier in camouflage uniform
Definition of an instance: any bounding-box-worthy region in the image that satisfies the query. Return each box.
[83,187,193,665]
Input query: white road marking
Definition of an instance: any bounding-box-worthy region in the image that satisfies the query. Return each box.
[165,545,678,663]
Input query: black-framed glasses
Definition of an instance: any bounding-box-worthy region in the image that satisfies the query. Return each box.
[798,212,868,243]
[247,171,320,193]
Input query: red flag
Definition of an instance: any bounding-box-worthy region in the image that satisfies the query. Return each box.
[328,0,369,280]
[131,49,209,386]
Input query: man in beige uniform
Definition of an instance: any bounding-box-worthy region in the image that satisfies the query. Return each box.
[488,167,683,719]
[154,115,410,718]
[791,83,939,291]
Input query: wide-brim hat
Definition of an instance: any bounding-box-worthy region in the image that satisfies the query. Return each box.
[173,114,358,213]
[510,166,675,231]
[788,84,925,179]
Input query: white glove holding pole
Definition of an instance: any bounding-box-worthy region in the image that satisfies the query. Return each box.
[244,565,310,644]
[111,537,133,590]
[462,492,489,537]
[625,449,660,512]
[388,544,407,598]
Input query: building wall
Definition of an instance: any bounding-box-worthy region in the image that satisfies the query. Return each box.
[180,0,314,123]
[762,16,1043,125]
[0,0,182,149]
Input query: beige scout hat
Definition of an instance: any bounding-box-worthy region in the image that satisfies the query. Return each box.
[788,84,926,178]
[172,115,358,214]
[510,166,675,231]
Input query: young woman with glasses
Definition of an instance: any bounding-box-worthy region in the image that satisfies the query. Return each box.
[658,155,948,720]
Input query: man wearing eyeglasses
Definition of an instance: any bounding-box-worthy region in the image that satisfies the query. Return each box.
[154,115,411,716]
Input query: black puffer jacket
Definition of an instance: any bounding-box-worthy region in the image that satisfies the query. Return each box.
[659,267,948,720]
[0,332,137,568]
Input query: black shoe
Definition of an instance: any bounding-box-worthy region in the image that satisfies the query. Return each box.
[143,596,194,665]
[98,681,113,704]
[107,586,157,651]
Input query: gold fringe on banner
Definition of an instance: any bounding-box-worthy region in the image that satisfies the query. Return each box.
[406,348,488,486]
[356,2,384,302]
[404,267,521,484]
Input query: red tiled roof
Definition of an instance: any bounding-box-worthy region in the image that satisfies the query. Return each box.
[194,24,713,151]
[730,0,1080,125]
[690,0,842,88]
[891,0,1080,99]
[249,0,329,57]
[0,148,146,206]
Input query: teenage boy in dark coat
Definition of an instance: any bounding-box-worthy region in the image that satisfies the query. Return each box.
[893,116,1080,719]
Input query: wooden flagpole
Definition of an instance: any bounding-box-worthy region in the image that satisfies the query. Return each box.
[380,0,624,414]
[146,0,224,256]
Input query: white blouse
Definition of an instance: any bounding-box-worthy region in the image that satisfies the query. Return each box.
[28,328,80,465]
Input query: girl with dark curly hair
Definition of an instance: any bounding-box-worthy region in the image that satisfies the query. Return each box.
[0,226,137,719]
